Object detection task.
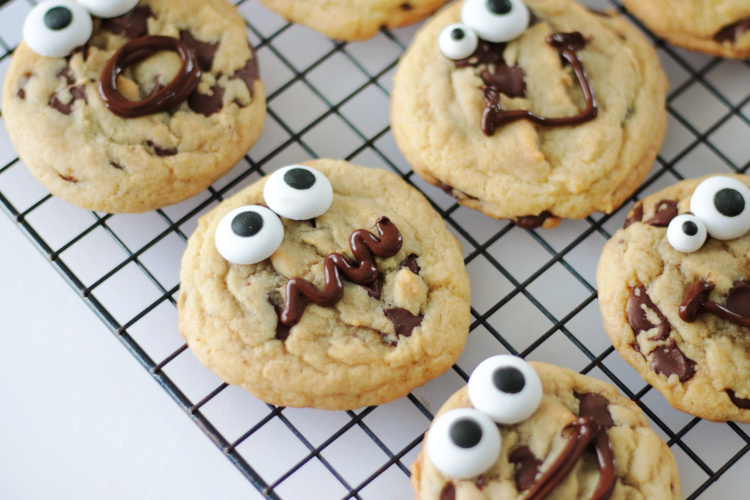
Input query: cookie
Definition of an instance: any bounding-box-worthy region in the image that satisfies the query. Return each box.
[177,159,471,410]
[623,0,750,59]
[2,0,265,213]
[598,174,750,423]
[411,356,680,499]
[257,0,450,41]
[391,0,668,228]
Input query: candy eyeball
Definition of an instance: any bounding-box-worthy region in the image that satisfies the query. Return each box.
[690,176,750,240]
[77,0,138,19]
[215,205,284,265]
[468,355,542,425]
[461,0,530,43]
[23,1,93,58]
[667,214,707,253]
[263,165,334,221]
[426,408,501,479]
[439,24,479,60]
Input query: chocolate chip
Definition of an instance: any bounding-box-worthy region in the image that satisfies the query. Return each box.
[455,40,507,68]
[110,162,125,170]
[481,65,526,99]
[57,67,75,85]
[400,254,420,275]
[651,342,696,382]
[188,84,225,117]
[627,286,670,341]
[59,173,78,183]
[361,272,384,300]
[724,281,750,317]
[623,202,644,228]
[715,17,750,44]
[399,2,412,10]
[145,141,177,157]
[727,390,750,410]
[101,6,154,39]
[645,200,678,227]
[509,446,542,491]
[230,55,261,98]
[439,482,456,500]
[515,211,553,229]
[384,308,423,337]
[179,31,219,72]
[49,85,87,115]
[575,393,614,428]
[435,180,478,201]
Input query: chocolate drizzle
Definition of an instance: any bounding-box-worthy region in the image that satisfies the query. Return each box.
[523,393,615,500]
[509,446,543,491]
[627,286,670,341]
[515,211,553,229]
[49,85,87,115]
[481,32,597,136]
[101,6,154,39]
[281,217,403,326]
[680,280,750,328]
[268,298,292,341]
[645,200,678,227]
[384,308,423,337]
[98,36,202,118]
[715,18,750,44]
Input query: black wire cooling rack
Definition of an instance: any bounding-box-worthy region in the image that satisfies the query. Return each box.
[2,0,750,498]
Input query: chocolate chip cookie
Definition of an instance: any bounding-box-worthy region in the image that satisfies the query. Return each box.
[623,0,750,59]
[177,159,471,410]
[2,0,265,213]
[257,0,450,41]
[391,0,668,228]
[411,356,680,499]
[598,174,750,422]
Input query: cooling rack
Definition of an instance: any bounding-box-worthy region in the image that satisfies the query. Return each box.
[1,0,749,498]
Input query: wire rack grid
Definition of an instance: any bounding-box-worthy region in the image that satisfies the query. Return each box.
[1,0,749,498]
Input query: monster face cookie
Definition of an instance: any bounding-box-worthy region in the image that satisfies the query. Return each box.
[177,159,471,410]
[623,0,750,59]
[2,0,265,213]
[257,0,450,41]
[391,0,668,228]
[412,356,680,499]
[598,174,750,422]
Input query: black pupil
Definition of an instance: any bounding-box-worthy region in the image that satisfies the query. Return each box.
[284,168,316,190]
[451,28,465,41]
[486,0,513,15]
[682,220,698,236]
[450,418,483,449]
[231,211,264,237]
[493,366,525,394]
[45,6,73,31]
[714,188,745,217]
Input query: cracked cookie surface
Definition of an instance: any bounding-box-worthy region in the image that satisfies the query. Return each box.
[2,0,265,213]
[177,159,471,410]
[598,174,750,422]
[411,362,680,500]
[258,0,450,41]
[623,0,750,58]
[391,0,667,226]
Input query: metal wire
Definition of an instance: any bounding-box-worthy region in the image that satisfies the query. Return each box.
[1,0,749,497]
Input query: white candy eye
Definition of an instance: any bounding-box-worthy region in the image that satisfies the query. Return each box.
[23,1,92,58]
[215,205,284,265]
[461,0,530,43]
[667,214,707,253]
[426,408,501,479]
[77,0,138,18]
[468,355,542,424]
[263,165,334,221]
[690,176,750,240]
[439,24,479,60]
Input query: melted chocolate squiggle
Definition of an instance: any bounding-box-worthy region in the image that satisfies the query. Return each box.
[680,280,750,328]
[99,36,202,118]
[280,217,403,326]
[482,32,598,136]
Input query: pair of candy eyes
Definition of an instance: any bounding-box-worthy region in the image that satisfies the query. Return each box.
[426,355,543,479]
[439,0,530,60]
[23,0,138,58]
[215,166,334,265]
[664,177,750,253]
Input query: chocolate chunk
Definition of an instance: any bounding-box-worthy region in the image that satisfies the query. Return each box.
[110,162,125,170]
[179,30,219,72]
[727,390,750,410]
[455,40,507,68]
[715,18,750,44]
[481,65,526,98]
[627,286,670,341]
[101,6,154,39]
[623,202,643,229]
[230,56,261,97]
[645,200,678,227]
[400,254,420,275]
[17,89,25,99]
[268,298,292,341]
[679,280,715,323]
[361,272,384,300]
[384,308,423,337]
[59,174,78,183]
[435,180,478,201]
[439,482,455,500]
[651,342,696,382]
[57,67,75,85]
[49,85,87,115]
[509,446,542,491]
[724,281,750,317]
[188,84,225,116]
[145,141,177,157]
[515,211,553,229]
[576,393,614,428]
